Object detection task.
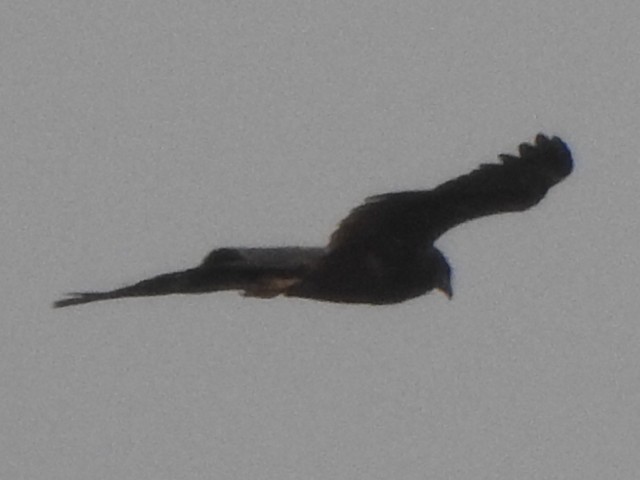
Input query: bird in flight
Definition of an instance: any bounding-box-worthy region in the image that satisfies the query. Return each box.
[54,133,573,308]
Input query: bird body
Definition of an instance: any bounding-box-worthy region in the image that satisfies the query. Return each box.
[54,134,573,308]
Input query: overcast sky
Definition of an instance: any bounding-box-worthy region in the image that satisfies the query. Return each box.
[3,1,640,479]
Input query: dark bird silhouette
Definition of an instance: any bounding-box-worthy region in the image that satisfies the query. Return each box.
[53,133,573,308]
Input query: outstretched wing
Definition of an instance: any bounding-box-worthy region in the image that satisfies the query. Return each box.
[328,134,573,250]
[53,247,327,308]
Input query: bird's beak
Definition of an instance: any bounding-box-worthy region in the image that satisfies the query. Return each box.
[438,281,453,300]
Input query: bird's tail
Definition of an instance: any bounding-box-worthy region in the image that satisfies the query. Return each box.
[52,268,201,308]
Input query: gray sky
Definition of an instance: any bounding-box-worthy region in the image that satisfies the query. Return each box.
[3,1,640,479]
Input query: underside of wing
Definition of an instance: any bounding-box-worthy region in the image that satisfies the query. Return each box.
[199,246,327,298]
[53,247,328,307]
[327,134,573,249]
[424,133,572,238]
[328,190,433,250]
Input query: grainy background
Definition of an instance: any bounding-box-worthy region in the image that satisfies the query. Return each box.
[3,1,639,478]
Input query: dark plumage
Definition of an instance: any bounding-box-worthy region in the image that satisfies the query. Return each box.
[54,134,573,308]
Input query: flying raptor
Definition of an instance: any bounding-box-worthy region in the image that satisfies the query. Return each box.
[54,133,573,308]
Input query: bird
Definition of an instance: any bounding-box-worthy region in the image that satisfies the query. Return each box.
[53,133,573,308]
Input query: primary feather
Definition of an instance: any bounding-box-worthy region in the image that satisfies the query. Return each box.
[328,134,572,249]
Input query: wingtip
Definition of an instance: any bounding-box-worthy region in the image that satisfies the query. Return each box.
[52,292,106,308]
[52,295,85,308]
[52,298,76,308]
[528,133,574,180]
[544,133,573,178]
[535,132,570,153]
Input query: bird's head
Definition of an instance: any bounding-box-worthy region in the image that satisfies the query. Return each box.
[429,248,453,300]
